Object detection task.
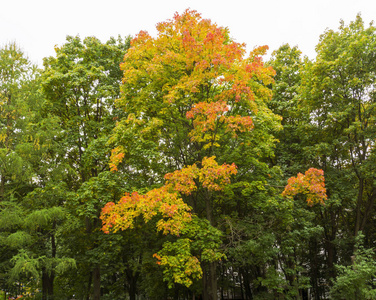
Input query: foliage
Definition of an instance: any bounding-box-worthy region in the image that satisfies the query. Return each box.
[282,168,327,206]
[330,234,376,299]
[300,14,376,237]
[102,11,282,299]
[101,156,234,287]
[3,9,376,300]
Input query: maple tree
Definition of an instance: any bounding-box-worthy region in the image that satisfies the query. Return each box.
[102,9,279,300]
[282,168,327,206]
[110,9,275,171]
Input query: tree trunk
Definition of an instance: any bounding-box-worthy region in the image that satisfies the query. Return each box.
[129,285,136,300]
[0,175,4,201]
[203,193,217,300]
[309,240,320,300]
[126,269,139,300]
[354,179,364,237]
[360,188,376,231]
[203,262,217,300]
[42,231,56,300]
[42,267,54,300]
[240,268,253,300]
[86,271,92,300]
[93,266,101,300]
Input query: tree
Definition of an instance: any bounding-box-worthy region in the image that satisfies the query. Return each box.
[0,43,39,200]
[273,15,376,297]
[302,15,376,239]
[103,9,281,300]
[330,233,376,300]
[0,43,47,297]
[267,44,307,177]
[40,35,130,299]
[268,43,335,300]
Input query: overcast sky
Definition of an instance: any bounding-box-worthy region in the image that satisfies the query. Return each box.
[1,0,376,67]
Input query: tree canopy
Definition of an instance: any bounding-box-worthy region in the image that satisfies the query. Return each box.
[1,9,376,300]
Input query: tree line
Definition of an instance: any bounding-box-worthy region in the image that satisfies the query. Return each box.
[1,9,376,300]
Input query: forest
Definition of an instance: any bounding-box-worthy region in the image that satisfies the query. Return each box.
[1,9,376,300]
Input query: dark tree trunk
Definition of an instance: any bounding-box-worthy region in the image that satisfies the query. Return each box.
[0,175,4,201]
[129,284,136,300]
[42,267,54,300]
[86,271,92,300]
[126,271,138,300]
[125,255,140,300]
[203,262,217,300]
[240,268,253,300]
[93,266,101,300]
[309,240,320,300]
[360,188,376,231]
[42,231,56,300]
[202,192,217,300]
[354,179,364,237]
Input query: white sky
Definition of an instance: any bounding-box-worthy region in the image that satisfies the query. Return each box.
[1,0,376,67]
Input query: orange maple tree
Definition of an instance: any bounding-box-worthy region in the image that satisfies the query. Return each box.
[282,168,327,206]
[102,9,278,291]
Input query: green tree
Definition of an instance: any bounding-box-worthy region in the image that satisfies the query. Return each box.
[268,44,307,176]
[40,35,130,299]
[0,43,47,297]
[0,43,39,199]
[330,233,376,300]
[302,14,376,239]
[267,45,330,299]
[281,15,376,297]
